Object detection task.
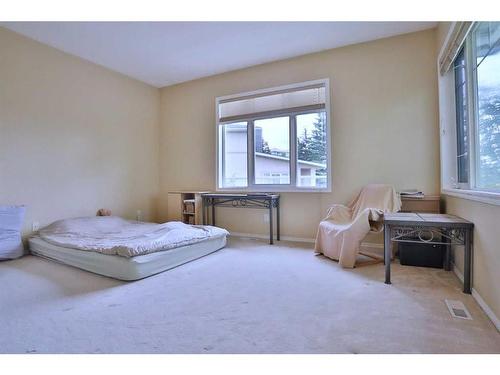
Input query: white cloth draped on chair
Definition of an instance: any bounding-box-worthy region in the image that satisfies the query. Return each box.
[314,184,401,268]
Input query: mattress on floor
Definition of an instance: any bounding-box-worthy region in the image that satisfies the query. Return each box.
[28,235,227,281]
[38,216,228,257]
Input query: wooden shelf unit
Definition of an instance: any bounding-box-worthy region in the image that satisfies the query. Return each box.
[167,191,208,225]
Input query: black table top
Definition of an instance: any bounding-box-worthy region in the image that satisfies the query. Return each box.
[201,193,280,199]
[384,212,473,227]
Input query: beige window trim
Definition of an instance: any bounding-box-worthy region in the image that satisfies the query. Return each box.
[438,22,474,76]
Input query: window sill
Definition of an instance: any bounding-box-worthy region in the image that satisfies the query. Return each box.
[442,188,500,206]
[216,187,332,193]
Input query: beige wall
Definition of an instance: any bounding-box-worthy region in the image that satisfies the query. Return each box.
[159,29,440,240]
[436,22,500,322]
[0,27,160,237]
[444,197,500,321]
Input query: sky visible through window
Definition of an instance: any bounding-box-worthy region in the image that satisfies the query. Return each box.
[256,113,322,155]
[255,117,289,156]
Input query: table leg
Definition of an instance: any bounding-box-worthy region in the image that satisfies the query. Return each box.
[269,201,274,245]
[201,197,207,225]
[444,229,452,271]
[276,198,280,241]
[463,228,473,294]
[211,198,215,226]
[384,223,391,284]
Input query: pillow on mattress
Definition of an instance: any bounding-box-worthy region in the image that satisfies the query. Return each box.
[38,216,228,258]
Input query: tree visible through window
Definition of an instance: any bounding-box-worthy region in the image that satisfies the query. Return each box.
[297,112,327,187]
[474,22,500,190]
[448,22,500,193]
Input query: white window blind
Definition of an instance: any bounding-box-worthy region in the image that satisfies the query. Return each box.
[218,84,326,122]
[439,22,474,76]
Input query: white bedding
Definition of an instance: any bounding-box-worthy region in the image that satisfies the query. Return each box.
[38,216,228,258]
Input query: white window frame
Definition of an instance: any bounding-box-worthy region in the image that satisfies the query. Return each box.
[215,79,332,193]
[439,22,500,205]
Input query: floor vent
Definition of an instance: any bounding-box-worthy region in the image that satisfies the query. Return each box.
[445,299,472,320]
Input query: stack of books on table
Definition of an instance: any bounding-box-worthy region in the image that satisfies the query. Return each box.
[399,190,425,199]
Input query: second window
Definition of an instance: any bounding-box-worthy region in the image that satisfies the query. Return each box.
[217,80,330,191]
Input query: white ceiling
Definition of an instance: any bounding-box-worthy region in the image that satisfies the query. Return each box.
[1,22,437,88]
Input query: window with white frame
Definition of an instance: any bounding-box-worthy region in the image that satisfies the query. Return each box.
[473,23,500,190]
[442,22,500,194]
[216,80,330,191]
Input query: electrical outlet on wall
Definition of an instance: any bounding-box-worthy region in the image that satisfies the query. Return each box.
[32,221,40,232]
[263,213,269,223]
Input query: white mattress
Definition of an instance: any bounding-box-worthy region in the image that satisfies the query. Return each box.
[37,216,228,257]
[28,235,227,281]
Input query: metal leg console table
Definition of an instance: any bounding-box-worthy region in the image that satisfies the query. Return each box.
[383,213,474,294]
[201,193,280,245]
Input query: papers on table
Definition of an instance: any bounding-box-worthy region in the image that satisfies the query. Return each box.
[399,189,424,199]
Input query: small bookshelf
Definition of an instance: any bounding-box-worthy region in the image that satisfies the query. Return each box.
[167,191,208,225]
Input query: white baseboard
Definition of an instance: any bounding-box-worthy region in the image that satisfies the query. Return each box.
[229,232,315,243]
[472,290,500,332]
[360,242,384,249]
[452,262,500,332]
[230,232,384,250]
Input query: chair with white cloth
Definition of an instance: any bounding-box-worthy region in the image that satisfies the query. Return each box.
[314,184,401,268]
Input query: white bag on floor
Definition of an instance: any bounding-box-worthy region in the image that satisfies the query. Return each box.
[0,205,26,260]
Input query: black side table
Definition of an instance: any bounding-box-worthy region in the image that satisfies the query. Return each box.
[383,213,474,294]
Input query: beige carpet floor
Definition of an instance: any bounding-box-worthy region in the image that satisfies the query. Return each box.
[0,237,499,354]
